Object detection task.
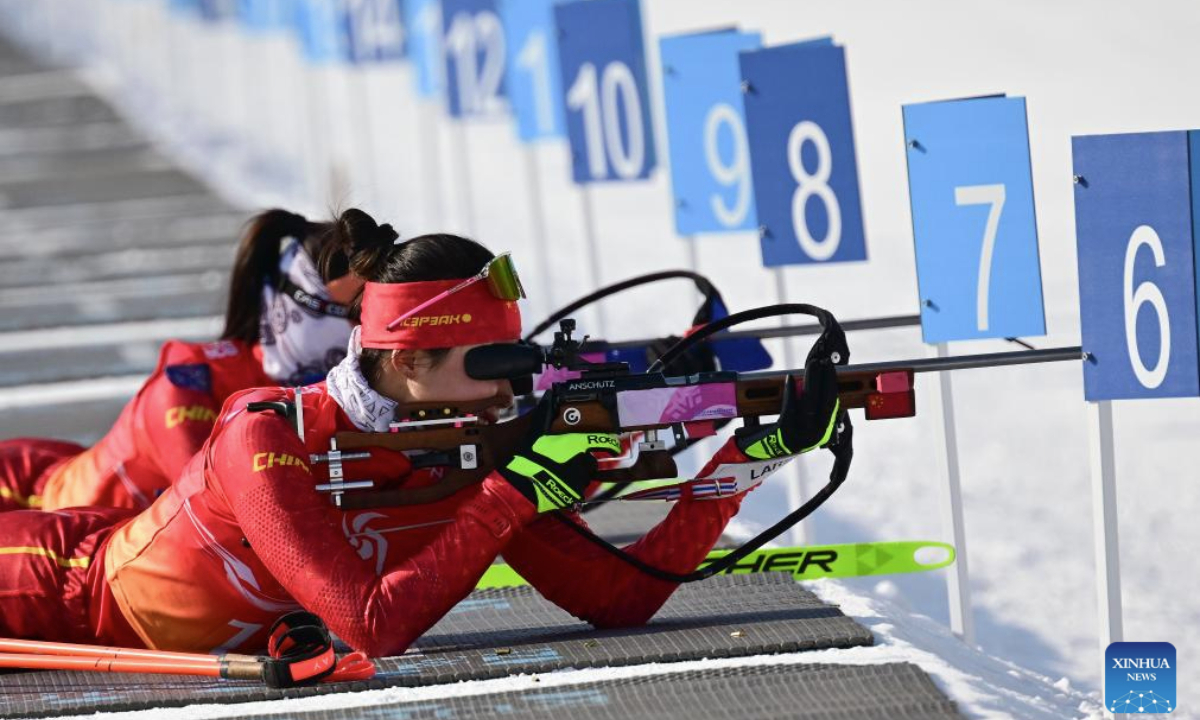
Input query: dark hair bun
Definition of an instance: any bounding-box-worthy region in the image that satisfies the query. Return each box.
[320,208,398,282]
[279,210,311,240]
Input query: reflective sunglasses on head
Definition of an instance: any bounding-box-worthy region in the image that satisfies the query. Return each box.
[385,252,526,331]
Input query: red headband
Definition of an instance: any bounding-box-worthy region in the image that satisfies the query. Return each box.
[359,279,522,350]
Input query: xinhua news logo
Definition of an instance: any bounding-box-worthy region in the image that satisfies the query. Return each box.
[1105,642,1176,714]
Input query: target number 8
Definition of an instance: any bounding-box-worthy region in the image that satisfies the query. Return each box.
[787,121,841,261]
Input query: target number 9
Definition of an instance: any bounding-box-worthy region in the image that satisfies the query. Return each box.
[703,103,752,228]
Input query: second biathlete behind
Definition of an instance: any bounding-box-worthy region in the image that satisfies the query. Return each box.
[0,210,359,512]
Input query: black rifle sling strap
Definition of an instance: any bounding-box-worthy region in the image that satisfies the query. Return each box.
[554,303,854,583]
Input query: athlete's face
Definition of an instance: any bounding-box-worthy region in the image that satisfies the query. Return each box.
[399,344,514,424]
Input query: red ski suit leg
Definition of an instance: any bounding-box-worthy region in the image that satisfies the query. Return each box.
[0,506,138,644]
[0,438,84,512]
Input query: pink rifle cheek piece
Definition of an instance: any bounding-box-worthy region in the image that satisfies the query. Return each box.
[615,384,738,426]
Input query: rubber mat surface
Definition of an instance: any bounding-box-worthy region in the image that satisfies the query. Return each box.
[0,574,873,718]
[239,663,965,720]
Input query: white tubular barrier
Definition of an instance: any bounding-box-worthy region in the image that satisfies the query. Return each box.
[772,267,810,548]
[1086,399,1123,703]
[577,185,609,338]
[522,145,557,318]
[930,342,975,646]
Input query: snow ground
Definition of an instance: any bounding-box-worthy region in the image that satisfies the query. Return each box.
[2,0,1197,714]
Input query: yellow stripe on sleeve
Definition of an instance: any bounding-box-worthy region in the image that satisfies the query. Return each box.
[0,546,90,569]
[0,487,43,508]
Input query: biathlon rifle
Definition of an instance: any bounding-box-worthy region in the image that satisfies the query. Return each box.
[308,303,881,582]
[310,300,1083,583]
[314,303,899,511]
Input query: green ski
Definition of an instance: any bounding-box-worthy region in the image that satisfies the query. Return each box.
[476,540,955,589]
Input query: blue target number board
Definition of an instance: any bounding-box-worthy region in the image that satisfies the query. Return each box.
[237,0,290,33]
[903,95,1047,343]
[499,0,565,141]
[555,0,657,183]
[198,0,237,21]
[404,0,443,97]
[295,0,349,64]
[342,0,407,63]
[442,0,508,118]
[660,29,761,235]
[740,38,866,265]
[169,0,202,17]
[1073,131,1200,401]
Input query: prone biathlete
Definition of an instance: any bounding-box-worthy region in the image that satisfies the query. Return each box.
[0,209,844,657]
[0,210,359,513]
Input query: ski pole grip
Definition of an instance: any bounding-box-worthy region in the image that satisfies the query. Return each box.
[221,659,266,681]
[260,611,338,688]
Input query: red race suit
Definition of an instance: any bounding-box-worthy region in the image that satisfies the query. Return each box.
[0,382,758,657]
[0,506,142,647]
[0,339,272,513]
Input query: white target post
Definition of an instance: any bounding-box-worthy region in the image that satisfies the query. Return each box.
[341,0,410,216]
[1085,399,1122,659]
[417,98,449,228]
[449,122,479,237]
[553,0,657,339]
[657,29,779,523]
[520,146,557,316]
[404,0,449,229]
[659,29,764,316]
[772,268,811,547]
[901,95,1049,645]
[440,0,510,238]
[928,341,974,644]
[575,185,608,336]
[738,39,868,550]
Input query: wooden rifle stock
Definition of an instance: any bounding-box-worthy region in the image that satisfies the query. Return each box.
[328,368,912,509]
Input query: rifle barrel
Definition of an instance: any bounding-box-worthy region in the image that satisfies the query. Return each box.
[598,314,922,350]
[739,346,1086,380]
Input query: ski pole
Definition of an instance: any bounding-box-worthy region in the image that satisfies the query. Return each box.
[0,612,376,686]
[0,638,263,679]
[0,637,256,663]
[0,652,260,679]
